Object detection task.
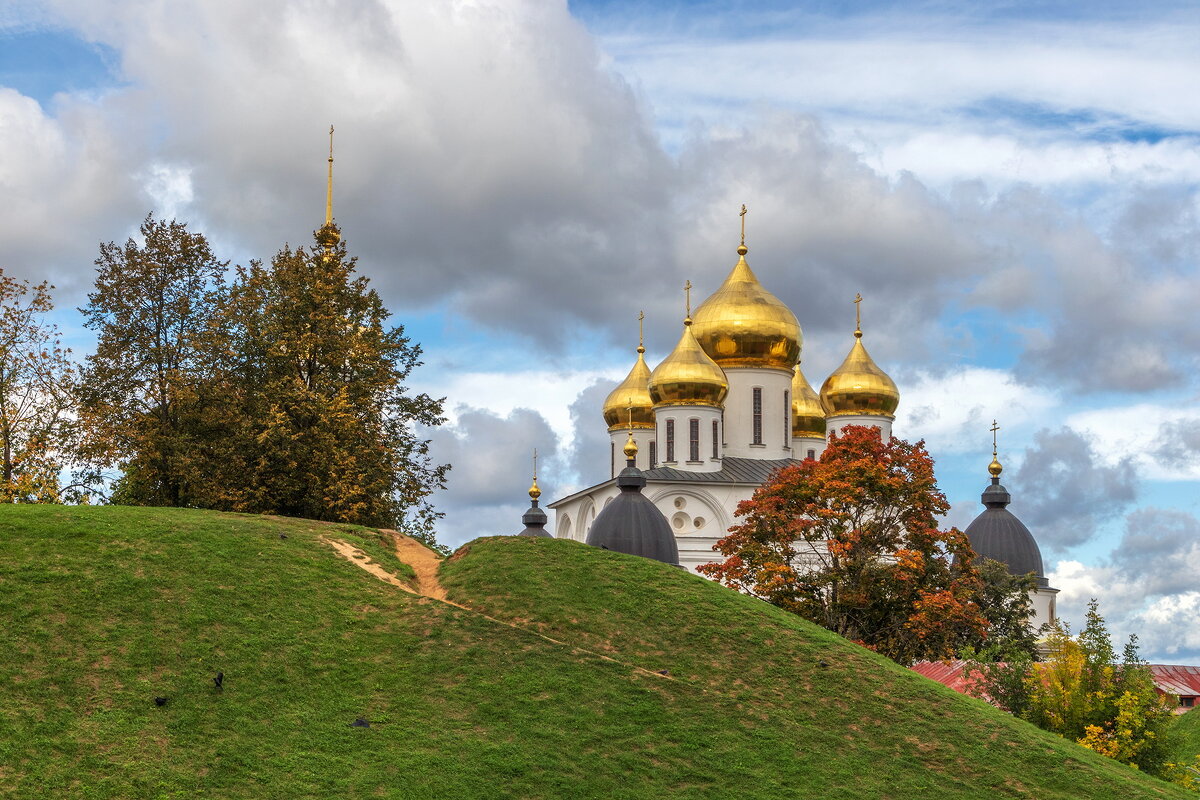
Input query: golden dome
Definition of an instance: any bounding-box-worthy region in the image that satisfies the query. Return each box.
[791,363,826,439]
[528,476,542,500]
[820,329,899,418]
[648,319,728,408]
[988,456,1003,478]
[602,347,655,432]
[623,432,639,459]
[691,245,801,371]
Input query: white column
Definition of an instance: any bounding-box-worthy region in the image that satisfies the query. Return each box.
[791,435,826,461]
[826,414,893,441]
[607,427,656,476]
[1031,586,1059,632]
[720,367,794,460]
[654,405,723,473]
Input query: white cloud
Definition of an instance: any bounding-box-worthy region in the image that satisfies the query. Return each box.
[1067,404,1200,480]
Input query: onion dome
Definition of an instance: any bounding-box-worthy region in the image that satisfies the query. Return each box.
[648,317,728,408]
[820,298,899,418]
[691,242,801,371]
[791,363,826,439]
[518,476,550,537]
[963,453,1047,586]
[586,444,679,566]
[602,327,655,431]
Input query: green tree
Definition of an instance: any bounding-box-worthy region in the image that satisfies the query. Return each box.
[969,558,1040,661]
[970,599,1175,773]
[77,215,227,505]
[210,223,448,536]
[700,425,989,665]
[0,272,78,502]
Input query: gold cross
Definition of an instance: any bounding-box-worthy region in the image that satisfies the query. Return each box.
[990,420,1000,457]
[638,310,645,350]
[684,280,692,319]
[854,293,863,333]
[739,204,748,247]
[325,124,335,227]
[532,448,538,480]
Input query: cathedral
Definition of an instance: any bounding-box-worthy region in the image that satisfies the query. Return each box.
[544,211,1058,629]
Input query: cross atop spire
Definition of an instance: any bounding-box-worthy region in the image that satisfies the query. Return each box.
[988,420,1004,480]
[684,280,693,323]
[637,310,645,354]
[990,420,1000,457]
[738,204,749,255]
[854,292,863,338]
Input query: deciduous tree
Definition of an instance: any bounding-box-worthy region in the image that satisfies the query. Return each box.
[700,425,988,665]
[0,272,77,502]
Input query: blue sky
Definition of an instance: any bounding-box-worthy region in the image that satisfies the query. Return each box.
[2,0,1199,660]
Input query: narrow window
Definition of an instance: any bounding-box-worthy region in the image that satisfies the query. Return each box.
[666,419,675,463]
[807,448,816,460]
[689,418,700,462]
[610,441,615,477]
[783,389,790,446]
[752,387,763,445]
[649,441,657,469]
[712,419,719,459]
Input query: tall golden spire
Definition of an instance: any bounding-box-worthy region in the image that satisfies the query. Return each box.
[988,420,1003,478]
[316,125,341,252]
[326,124,335,226]
[529,448,541,500]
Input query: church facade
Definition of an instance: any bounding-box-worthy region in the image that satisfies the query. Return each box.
[548,224,900,574]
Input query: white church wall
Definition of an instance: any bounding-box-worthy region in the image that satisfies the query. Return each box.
[721,368,794,460]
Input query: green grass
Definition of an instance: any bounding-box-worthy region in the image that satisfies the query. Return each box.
[0,507,1191,799]
[1167,707,1200,765]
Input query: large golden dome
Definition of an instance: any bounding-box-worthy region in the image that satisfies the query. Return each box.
[602,346,655,431]
[820,328,899,418]
[691,244,801,371]
[648,319,728,408]
[791,363,826,439]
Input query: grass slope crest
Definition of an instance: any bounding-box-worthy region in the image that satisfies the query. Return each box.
[0,507,1191,799]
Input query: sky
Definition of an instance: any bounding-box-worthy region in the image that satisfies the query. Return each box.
[2,0,1199,661]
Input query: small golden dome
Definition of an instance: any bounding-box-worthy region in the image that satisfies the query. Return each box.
[602,348,655,432]
[648,319,728,408]
[820,331,899,418]
[691,246,801,371]
[988,456,1003,478]
[791,363,826,439]
[528,476,542,500]
[623,433,639,459]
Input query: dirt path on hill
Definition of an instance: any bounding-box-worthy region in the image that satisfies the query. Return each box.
[322,531,681,685]
[383,530,448,601]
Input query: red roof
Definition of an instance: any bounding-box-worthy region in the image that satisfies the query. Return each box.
[911,660,985,697]
[1150,665,1200,698]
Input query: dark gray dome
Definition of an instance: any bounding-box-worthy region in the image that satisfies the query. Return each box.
[963,477,1047,587]
[585,463,679,566]
[518,499,551,538]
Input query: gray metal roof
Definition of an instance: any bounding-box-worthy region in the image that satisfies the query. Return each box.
[586,464,679,565]
[963,479,1047,585]
[642,456,799,485]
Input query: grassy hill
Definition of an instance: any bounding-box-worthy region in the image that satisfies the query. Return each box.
[1168,707,1200,766]
[0,506,1191,799]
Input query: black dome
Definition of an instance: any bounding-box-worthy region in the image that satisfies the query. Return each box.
[586,464,679,566]
[518,500,551,538]
[963,478,1047,587]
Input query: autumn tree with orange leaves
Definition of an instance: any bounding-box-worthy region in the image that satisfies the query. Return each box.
[700,425,989,665]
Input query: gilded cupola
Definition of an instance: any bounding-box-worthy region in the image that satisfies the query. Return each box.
[602,312,656,431]
[819,294,899,418]
[791,362,826,439]
[648,284,729,408]
[690,206,801,371]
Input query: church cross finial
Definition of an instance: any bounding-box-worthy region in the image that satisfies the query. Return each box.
[637,310,645,353]
[684,280,692,321]
[990,420,1000,457]
[325,124,335,227]
[739,204,748,247]
[532,447,538,480]
[854,292,863,338]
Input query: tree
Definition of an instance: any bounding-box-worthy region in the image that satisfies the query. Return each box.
[969,599,1175,773]
[209,224,448,536]
[0,272,77,502]
[76,215,227,505]
[700,425,988,665]
[970,558,1041,661]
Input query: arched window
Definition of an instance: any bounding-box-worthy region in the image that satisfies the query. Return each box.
[712,419,719,459]
[666,418,675,463]
[689,418,700,462]
[783,389,790,446]
[752,387,763,445]
[650,440,657,469]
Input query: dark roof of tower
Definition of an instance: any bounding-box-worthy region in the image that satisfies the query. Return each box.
[585,463,679,566]
[517,500,551,537]
[963,477,1048,587]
